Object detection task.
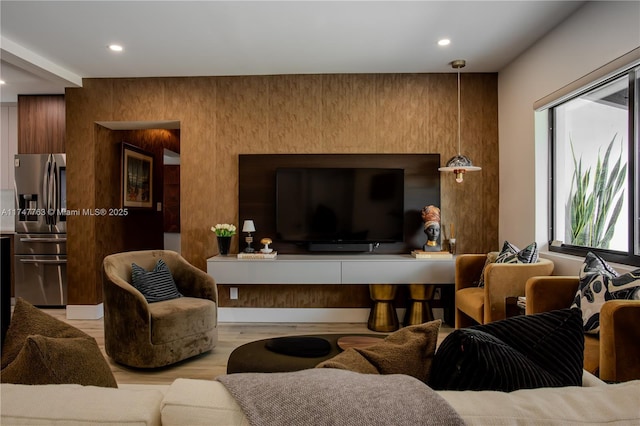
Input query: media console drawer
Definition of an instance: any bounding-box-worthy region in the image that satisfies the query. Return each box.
[207,254,454,285]
[207,257,342,284]
[340,259,455,284]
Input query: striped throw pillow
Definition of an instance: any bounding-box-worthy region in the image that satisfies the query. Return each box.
[131,259,182,303]
[428,308,583,392]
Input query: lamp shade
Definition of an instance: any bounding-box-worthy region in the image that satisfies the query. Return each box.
[242,220,256,233]
[439,155,481,183]
[440,154,478,169]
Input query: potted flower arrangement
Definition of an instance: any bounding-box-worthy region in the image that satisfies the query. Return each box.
[211,223,236,255]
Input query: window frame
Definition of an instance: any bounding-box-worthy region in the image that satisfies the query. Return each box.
[548,67,639,267]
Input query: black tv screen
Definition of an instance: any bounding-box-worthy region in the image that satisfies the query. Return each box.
[276,168,404,244]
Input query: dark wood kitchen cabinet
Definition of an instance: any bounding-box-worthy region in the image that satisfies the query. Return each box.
[18,95,65,154]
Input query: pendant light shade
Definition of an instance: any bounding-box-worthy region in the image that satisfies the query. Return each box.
[439,59,481,183]
[441,154,480,183]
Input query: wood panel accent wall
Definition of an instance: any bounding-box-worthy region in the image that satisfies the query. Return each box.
[163,165,180,232]
[65,74,498,308]
[18,95,65,153]
[118,129,180,251]
[217,284,383,308]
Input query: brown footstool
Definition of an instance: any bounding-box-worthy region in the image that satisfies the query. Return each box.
[226,333,385,374]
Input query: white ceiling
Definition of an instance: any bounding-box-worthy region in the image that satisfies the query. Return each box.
[0,1,586,103]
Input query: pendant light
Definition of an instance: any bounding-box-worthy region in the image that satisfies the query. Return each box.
[439,59,481,183]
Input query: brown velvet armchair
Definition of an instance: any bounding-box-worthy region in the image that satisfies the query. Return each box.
[103,250,218,368]
[526,276,640,382]
[455,254,554,328]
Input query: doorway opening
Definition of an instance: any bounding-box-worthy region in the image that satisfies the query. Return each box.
[94,120,180,253]
[163,148,180,253]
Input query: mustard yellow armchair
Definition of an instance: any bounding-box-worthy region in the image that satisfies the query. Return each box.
[526,276,640,382]
[454,254,554,328]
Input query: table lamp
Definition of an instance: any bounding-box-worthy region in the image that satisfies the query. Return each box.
[242,220,256,253]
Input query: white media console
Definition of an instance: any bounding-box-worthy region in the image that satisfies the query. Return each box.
[207,254,455,326]
[207,254,455,284]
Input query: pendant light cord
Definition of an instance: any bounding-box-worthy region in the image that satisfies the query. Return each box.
[457,68,461,156]
[439,59,480,178]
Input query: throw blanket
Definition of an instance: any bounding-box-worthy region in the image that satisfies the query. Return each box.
[218,369,464,426]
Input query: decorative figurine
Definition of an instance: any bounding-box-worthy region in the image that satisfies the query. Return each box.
[260,238,273,254]
[421,205,441,252]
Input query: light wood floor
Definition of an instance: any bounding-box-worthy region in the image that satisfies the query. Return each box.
[43,309,453,385]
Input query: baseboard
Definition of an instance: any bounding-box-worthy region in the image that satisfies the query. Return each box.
[66,303,104,320]
[218,307,414,323]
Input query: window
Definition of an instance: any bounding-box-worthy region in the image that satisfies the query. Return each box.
[549,65,638,266]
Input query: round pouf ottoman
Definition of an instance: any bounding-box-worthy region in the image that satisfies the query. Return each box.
[226,333,384,374]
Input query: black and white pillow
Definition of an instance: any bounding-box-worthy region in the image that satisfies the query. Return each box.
[495,241,539,264]
[609,270,640,301]
[478,241,539,288]
[572,252,640,334]
[131,259,182,303]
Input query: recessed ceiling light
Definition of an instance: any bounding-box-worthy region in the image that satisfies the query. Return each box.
[108,44,123,52]
[0,80,5,85]
[438,39,451,46]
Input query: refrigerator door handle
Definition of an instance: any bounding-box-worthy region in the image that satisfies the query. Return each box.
[51,158,59,225]
[19,259,67,265]
[43,155,51,225]
[42,155,60,226]
[19,237,67,243]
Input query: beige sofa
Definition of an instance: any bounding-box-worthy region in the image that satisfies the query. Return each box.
[2,373,639,425]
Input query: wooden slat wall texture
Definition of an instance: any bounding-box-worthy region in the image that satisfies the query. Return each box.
[65,74,498,307]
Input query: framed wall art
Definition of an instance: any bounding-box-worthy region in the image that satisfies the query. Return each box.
[122,143,153,208]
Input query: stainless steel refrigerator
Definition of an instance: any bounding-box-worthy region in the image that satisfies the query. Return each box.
[14,153,67,306]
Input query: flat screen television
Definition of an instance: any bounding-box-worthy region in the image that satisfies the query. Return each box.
[276,168,404,249]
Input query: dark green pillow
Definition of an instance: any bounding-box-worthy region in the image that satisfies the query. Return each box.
[131,259,182,303]
[429,309,583,392]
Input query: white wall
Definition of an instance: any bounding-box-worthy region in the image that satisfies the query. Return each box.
[1,104,18,190]
[163,149,180,253]
[0,103,18,231]
[498,1,640,274]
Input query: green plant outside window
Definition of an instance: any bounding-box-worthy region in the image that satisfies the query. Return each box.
[550,69,637,263]
[568,135,627,249]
